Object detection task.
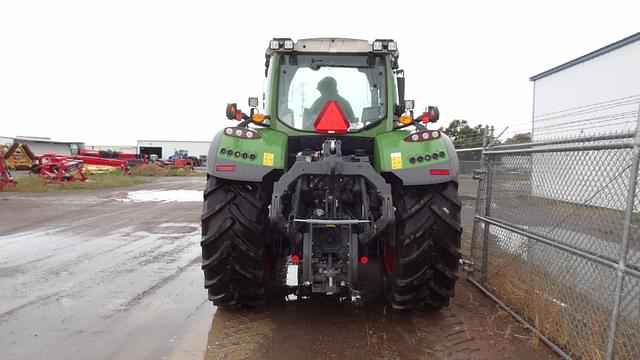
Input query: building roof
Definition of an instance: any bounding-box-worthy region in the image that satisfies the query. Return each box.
[530,32,640,81]
[11,136,83,144]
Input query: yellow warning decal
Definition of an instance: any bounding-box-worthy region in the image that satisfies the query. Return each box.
[263,152,274,166]
[390,152,403,170]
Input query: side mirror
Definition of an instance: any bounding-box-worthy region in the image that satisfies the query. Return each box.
[396,70,405,115]
[226,103,238,120]
[248,97,259,108]
[428,106,439,122]
[404,100,414,111]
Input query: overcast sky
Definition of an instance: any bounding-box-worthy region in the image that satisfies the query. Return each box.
[0,0,638,145]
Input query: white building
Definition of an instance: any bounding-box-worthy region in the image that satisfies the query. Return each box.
[136,139,211,159]
[530,32,640,140]
[529,33,640,210]
[1,136,84,156]
[0,136,14,145]
[85,145,138,154]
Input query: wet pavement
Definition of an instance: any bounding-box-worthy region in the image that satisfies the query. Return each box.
[0,176,558,360]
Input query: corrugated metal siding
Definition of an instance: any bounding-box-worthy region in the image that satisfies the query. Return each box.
[532,40,640,140]
[531,40,640,209]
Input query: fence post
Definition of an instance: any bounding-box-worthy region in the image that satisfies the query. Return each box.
[605,103,640,360]
[481,126,495,283]
[470,126,489,269]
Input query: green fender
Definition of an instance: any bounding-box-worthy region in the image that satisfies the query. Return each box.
[206,127,287,182]
[374,130,459,185]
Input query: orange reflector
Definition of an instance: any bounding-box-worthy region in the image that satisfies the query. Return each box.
[359,256,369,264]
[215,165,236,172]
[430,169,449,175]
[314,101,350,134]
[251,113,265,123]
[399,115,413,125]
[291,255,300,264]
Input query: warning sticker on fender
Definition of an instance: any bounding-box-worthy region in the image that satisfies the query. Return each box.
[390,152,402,170]
[263,152,274,166]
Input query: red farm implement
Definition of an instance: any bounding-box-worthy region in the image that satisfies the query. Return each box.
[78,150,147,168]
[71,155,130,175]
[35,153,88,183]
[0,156,17,191]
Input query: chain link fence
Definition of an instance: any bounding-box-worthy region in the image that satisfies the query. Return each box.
[457,147,483,176]
[468,115,640,359]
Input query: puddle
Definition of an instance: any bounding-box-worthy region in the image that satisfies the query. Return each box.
[113,190,202,203]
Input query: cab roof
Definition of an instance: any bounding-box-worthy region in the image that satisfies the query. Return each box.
[266,38,398,55]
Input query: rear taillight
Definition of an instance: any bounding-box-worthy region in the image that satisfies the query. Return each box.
[430,169,449,176]
[215,165,236,172]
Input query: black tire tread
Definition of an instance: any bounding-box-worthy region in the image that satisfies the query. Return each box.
[386,181,462,310]
[201,176,269,308]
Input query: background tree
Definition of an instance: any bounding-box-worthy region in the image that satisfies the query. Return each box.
[503,132,531,144]
[439,120,485,148]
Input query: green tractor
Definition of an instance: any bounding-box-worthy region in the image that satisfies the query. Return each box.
[201,38,462,310]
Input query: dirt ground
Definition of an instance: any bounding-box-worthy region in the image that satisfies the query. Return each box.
[0,176,559,360]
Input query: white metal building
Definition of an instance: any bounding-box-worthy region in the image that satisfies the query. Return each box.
[530,33,640,210]
[85,145,138,154]
[530,32,640,140]
[136,139,211,159]
[1,136,84,156]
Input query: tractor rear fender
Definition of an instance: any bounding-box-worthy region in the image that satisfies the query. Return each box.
[206,127,287,182]
[374,131,459,186]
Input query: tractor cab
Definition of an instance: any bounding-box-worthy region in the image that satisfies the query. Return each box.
[226,38,439,136]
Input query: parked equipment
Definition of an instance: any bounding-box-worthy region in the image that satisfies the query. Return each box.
[0,156,17,190]
[78,149,145,169]
[2,143,37,170]
[168,149,199,167]
[70,155,130,175]
[35,153,88,183]
[201,38,461,310]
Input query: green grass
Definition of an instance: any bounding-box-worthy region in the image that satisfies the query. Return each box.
[2,173,148,192]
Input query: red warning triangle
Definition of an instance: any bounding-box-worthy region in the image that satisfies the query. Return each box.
[313,100,350,134]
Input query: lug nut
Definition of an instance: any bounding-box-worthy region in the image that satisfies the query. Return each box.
[234,151,241,158]
[220,147,226,154]
[417,155,424,162]
[226,149,234,156]
[242,153,248,159]
[432,153,439,160]
[249,153,256,160]
[439,151,446,158]
[425,154,431,161]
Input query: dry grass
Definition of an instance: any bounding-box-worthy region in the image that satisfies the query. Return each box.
[484,254,639,360]
[2,173,148,192]
[130,164,204,177]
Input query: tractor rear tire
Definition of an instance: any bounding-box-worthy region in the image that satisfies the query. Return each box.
[384,181,462,310]
[201,176,274,308]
